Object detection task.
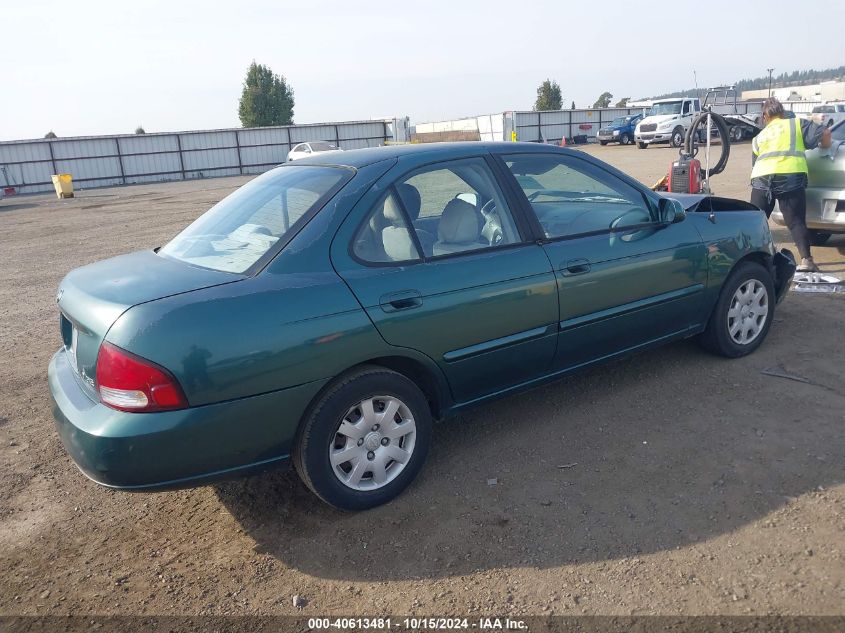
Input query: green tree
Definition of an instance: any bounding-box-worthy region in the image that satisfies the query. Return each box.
[571,101,576,110]
[44,131,57,139]
[593,92,613,108]
[534,79,562,111]
[615,97,630,107]
[238,61,295,127]
[135,126,146,134]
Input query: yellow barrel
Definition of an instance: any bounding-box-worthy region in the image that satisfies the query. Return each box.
[51,174,74,199]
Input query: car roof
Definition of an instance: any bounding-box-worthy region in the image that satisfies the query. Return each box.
[291,141,576,168]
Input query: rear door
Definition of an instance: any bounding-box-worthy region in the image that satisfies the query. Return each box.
[331,154,559,405]
[497,151,708,371]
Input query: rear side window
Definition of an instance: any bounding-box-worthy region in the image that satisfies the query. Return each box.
[159,166,347,273]
[353,192,422,264]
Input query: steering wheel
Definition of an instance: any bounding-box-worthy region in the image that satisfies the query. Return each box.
[479,198,504,246]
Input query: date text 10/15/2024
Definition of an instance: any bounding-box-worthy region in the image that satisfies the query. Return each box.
[307,617,527,630]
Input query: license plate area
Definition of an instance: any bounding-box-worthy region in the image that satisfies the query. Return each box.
[60,313,79,372]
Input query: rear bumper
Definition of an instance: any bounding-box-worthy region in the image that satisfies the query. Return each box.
[49,349,326,490]
[771,186,845,232]
[773,249,796,303]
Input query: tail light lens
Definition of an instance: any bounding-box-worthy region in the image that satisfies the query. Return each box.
[96,342,188,412]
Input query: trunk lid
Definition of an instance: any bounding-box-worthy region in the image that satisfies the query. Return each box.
[57,250,240,389]
[807,147,845,189]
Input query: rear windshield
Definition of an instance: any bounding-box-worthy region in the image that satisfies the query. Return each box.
[159,166,348,273]
[310,141,338,152]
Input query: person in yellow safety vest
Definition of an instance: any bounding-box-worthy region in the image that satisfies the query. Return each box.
[751,97,831,272]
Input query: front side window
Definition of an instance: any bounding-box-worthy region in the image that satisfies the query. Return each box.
[398,158,521,258]
[503,154,655,239]
[160,166,347,273]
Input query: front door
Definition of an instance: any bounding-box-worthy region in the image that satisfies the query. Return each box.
[498,151,708,371]
[331,155,559,405]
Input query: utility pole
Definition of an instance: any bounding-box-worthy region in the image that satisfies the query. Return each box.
[767,68,774,97]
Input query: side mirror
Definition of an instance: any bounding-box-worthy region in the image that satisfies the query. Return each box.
[658,197,686,224]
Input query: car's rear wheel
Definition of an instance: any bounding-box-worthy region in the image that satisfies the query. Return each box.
[620,133,631,145]
[809,230,832,246]
[699,261,775,358]
[293,366,432,511]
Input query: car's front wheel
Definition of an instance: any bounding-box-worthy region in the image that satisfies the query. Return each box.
[637,141,648,149]
[699,261,775,358]
[671,127,685,148]
[294,366,432,510]
[620,133,631,145]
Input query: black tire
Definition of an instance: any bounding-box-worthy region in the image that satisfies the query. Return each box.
[620,133,631,145]
[637,141,648,149]
[809,230,832,246]
[671,127,685,148]
[599,140,608,146]
[293,366,432,511]
[699,262,775,358]
[730,126,744,142]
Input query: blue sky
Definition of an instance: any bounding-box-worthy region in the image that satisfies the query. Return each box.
[2,0,842,140]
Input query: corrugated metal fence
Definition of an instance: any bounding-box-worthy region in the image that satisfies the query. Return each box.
[0,120,395,194]
[417,101,822,144]
[513,107,645,143]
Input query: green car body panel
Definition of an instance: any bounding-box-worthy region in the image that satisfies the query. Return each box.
[48,142,793,491]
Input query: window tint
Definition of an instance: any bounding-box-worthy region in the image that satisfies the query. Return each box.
[504,154,655,239]
[353,191,421,264]
[160,166,346,273]
[398,157,521,258]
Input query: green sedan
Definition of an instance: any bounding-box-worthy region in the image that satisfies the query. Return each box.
[49,142,795,510]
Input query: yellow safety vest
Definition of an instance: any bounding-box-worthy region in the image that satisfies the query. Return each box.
[750,117,807,179]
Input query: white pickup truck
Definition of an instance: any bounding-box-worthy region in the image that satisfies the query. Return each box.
[635,97,701,149]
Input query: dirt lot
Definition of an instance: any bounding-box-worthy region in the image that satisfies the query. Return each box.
[1,142,843,618]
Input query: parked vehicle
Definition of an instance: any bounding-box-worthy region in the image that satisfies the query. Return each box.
[702,86,763,142]
[635,97,702,148]
[287,141,341,161]
[597,113,644,146]
[801,103,845,129]
[772,120,845,244]
[49,142,795,510]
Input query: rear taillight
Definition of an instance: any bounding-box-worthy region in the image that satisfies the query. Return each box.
[96,342,188,412]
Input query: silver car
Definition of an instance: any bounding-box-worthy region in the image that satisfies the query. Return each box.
[772,121,845,245]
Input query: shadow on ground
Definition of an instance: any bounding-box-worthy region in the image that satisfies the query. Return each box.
[0,202,39,213]
[215,334,845,581]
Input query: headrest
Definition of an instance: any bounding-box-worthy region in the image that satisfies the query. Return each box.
[438,198,480,244]
[396,183,421,220]
[383,194,404,224]
[369,193,405,233]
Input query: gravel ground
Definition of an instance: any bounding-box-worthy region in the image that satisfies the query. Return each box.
[1,142,843,617]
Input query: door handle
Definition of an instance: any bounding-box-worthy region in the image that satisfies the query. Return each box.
[562,259,591,276]
[379,290,423,313]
